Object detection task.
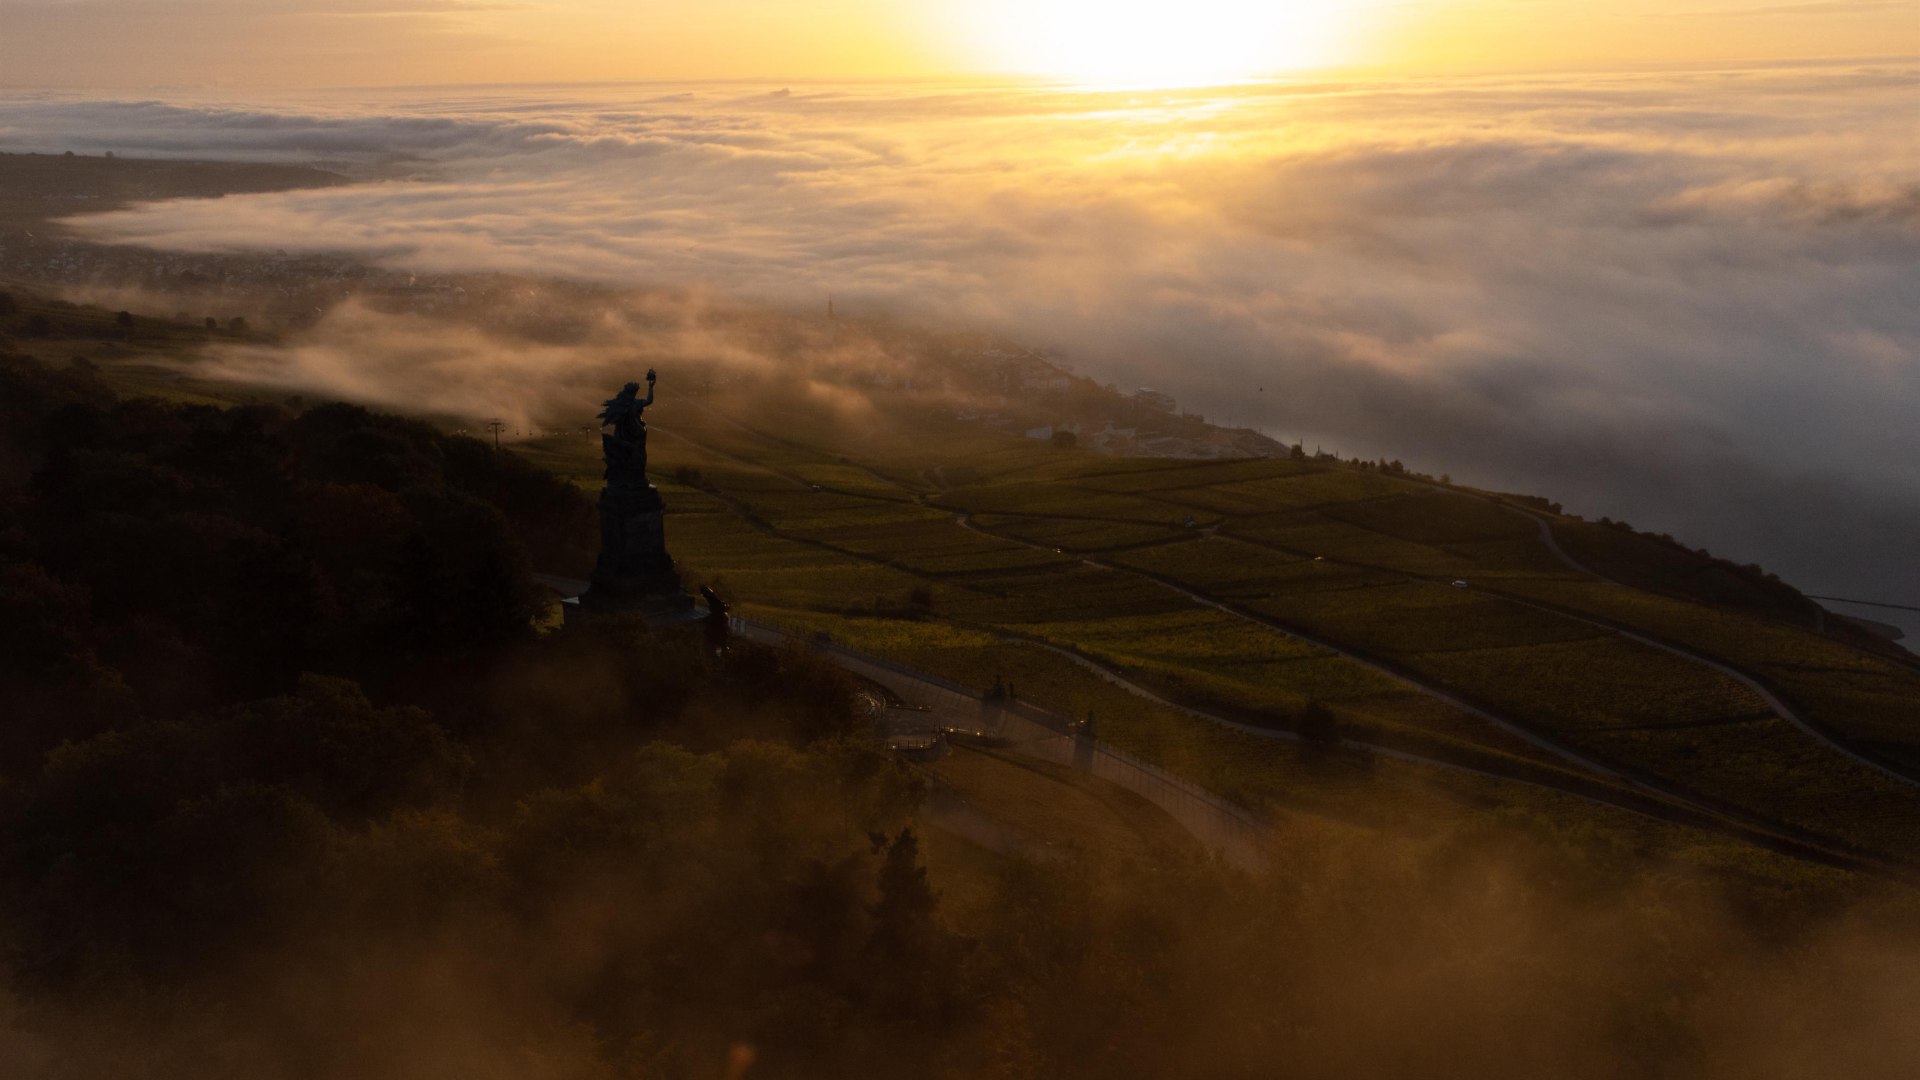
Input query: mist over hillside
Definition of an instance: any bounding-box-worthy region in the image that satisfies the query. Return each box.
[4,355,1920,1079]
[3,62,1916,631]
[6,0,1920,1070]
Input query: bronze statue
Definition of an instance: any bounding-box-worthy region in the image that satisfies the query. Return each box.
[597,371,655,483]
[581,369,692,615]
[599,371,655,427]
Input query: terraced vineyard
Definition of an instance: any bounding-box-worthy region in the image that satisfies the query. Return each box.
[526,393,1920,868]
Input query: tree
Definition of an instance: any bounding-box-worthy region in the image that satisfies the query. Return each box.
[205,317,219,331]
[0,292,16,315]
[862,829,952,1018]
[228,674,469,821]
[25,313,52,337]
[115,311,134,328]
[871,830,936,932]
[1050,429,1077,449]
[227,316,249,332]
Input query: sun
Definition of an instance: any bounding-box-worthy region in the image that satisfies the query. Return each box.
[967,0,1348,88]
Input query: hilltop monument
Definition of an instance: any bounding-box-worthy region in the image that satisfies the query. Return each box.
[581,370,694,616]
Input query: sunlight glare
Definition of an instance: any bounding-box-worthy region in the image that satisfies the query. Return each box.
[970,0,1348,87]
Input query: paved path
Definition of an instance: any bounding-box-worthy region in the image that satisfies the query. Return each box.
[538,568,1269,870]
[740,618,1272,869]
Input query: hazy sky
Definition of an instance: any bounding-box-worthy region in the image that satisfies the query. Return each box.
[0,0,1916,89]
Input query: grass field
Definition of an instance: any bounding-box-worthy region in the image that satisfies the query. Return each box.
[610,398,1920,865]
[1496,578,1920,767]
[744,603,1886,899]
[965,514,1185,552]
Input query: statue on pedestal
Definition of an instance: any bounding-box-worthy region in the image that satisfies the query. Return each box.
[581,370,693,615]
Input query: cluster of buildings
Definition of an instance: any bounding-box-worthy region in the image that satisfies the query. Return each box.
[926,339,1281,460]
[0,230,506,330]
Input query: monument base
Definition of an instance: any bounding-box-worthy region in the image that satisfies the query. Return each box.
[573,480,695,623]
[565,590,699,628]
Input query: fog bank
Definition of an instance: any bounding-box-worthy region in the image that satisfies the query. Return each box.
[2,65,1916,625]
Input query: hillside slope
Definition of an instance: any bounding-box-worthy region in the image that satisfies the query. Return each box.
[505,391,1920,867]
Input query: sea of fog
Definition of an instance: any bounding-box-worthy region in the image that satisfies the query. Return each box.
[1,64,1916,635]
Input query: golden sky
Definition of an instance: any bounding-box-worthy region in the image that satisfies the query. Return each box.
[0,0,1915,88]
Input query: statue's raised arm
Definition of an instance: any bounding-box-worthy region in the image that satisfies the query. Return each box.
[598,371,655,433]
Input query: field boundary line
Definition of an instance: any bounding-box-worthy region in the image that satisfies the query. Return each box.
[950,514,1909,863]
[1415,481,1920,789]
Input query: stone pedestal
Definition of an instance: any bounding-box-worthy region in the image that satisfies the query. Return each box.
[579,478,693,618]
[573,383,694,623]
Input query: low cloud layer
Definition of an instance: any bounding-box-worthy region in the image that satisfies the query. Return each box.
[2,64,1917,623]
